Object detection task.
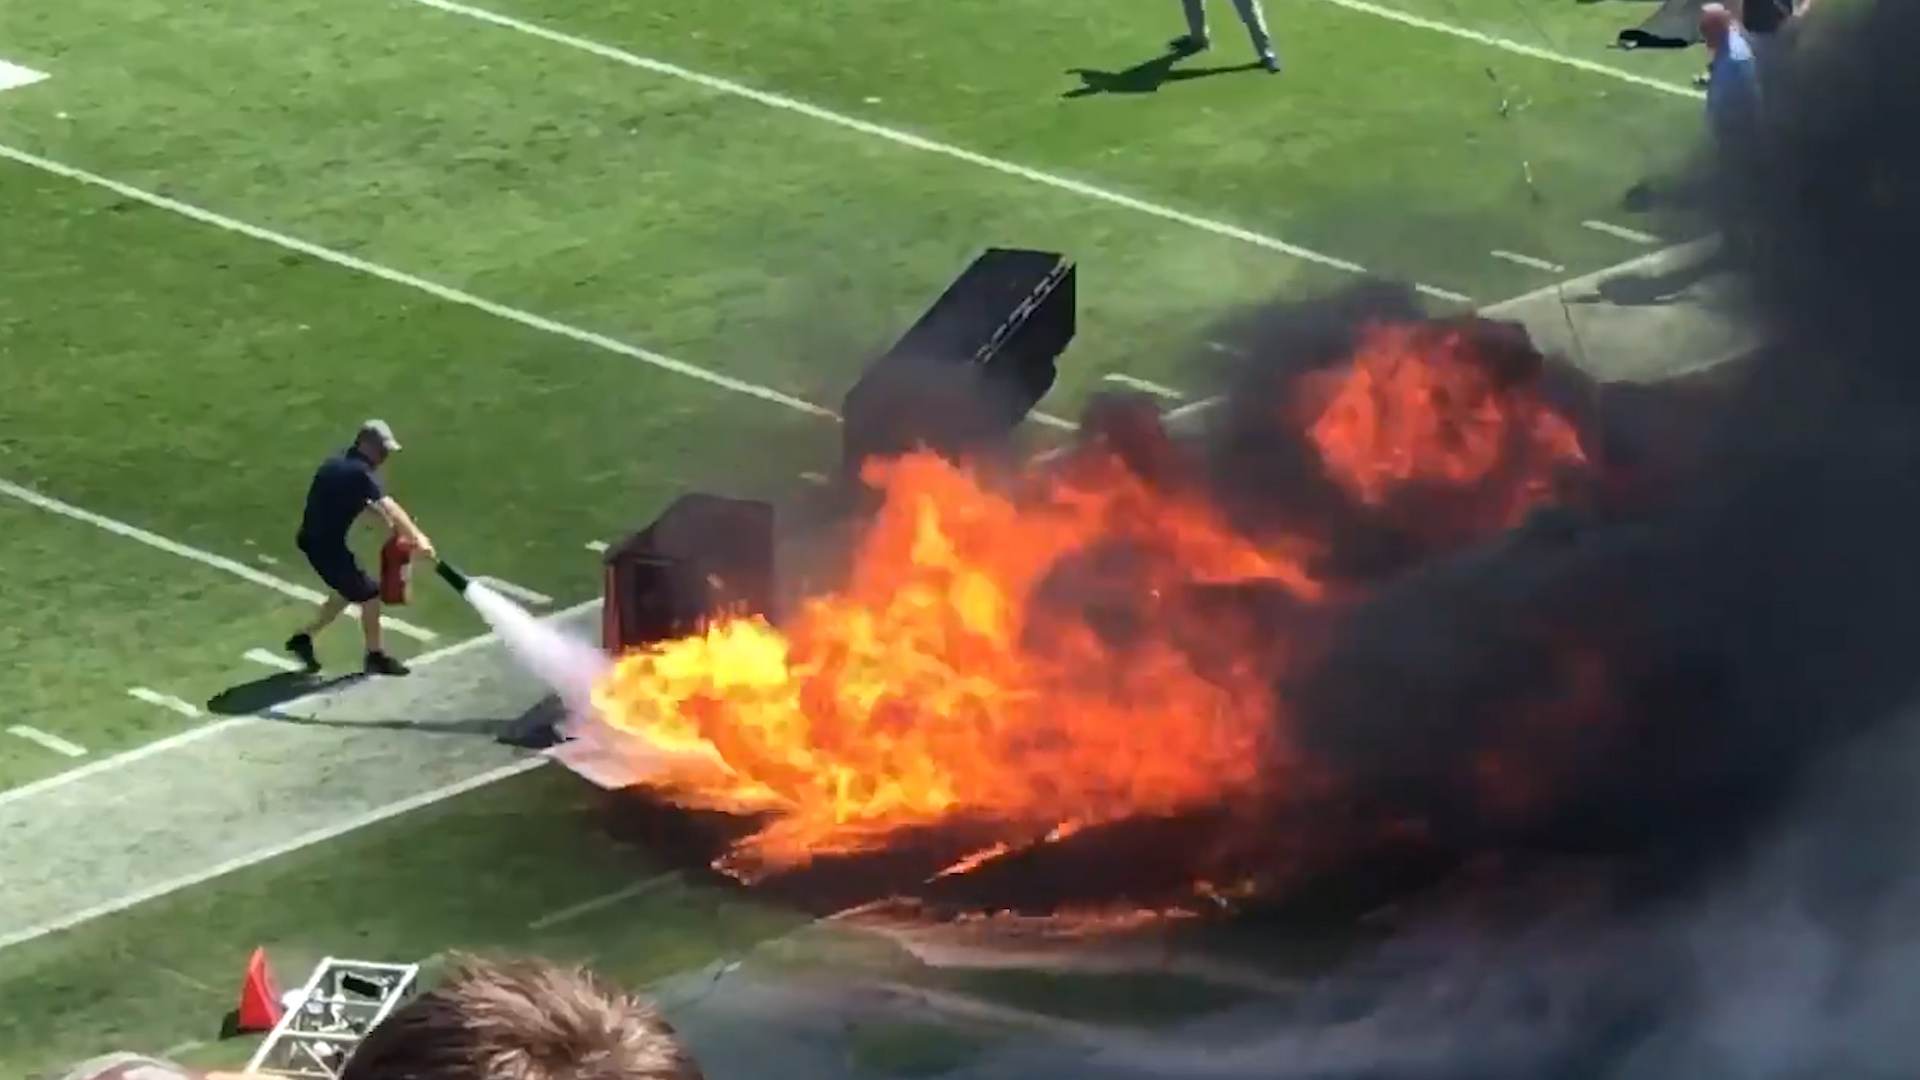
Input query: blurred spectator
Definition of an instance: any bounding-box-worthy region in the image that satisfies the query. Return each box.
[340,955,704,1080]
[1702,3,1762,145]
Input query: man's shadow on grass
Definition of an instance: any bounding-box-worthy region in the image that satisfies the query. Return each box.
[210,676,569,749]
[1063,51,1263,98]
[206,671,359,716]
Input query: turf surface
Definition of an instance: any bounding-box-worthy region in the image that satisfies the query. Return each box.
[0,0,1719,1071]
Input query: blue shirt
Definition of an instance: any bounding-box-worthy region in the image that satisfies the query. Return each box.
[1706,30,1761,139]
[297,448,385,550]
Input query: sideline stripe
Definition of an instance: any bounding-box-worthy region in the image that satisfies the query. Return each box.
[0,760,542,952]
[1102,373,1185,400]
[1583,219,1661,245]
[0,597,599,812]
[0,60,48,93]
[1491,249,1566,274]
[395,0,1471,306]
[1315,0,1703,100]
[0,477,437,643]
[7,726,87,758]
[126,688,202,719]
[476,576,555,607]
[527,873,680,931]
[244,647,307,672]
[1164,236,1716,427]
[0,143,839,422]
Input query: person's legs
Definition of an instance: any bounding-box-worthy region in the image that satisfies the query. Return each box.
[294,545,410,675]
[1231,0,1279,68]
[1175,0,1210,51]
[295,594,350,639]
[287,546,353,672]
[358,598,387,658]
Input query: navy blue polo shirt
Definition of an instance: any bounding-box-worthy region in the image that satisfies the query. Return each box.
[297,448,385,551]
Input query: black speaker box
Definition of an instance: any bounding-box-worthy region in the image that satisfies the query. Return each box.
[601,494,775,654]
[842,247,1076,477]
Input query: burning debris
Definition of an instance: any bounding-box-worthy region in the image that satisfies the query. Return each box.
[504,4,1920,1075]
[573,296,1692,918]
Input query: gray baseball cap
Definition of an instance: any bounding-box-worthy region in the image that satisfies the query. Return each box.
[358,419,402,452]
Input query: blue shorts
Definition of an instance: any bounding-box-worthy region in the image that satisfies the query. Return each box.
[301,541,378,604]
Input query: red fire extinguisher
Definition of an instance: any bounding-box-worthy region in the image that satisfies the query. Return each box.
[380,534,416,606]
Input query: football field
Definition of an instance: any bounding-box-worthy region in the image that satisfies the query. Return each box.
[0,0,1707,1073]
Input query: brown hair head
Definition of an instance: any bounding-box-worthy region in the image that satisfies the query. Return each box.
[340,955,704,1080]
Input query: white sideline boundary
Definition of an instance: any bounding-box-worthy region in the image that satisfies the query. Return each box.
[0,760,542,952]
[0,60,49,94]
[396,0,1470,306]
[0,143,839,422]
[0,240,1708,948]
[0,477,438,643]
[1314,0,1703,101]
[7,726,87,758]
[0,597,600,813]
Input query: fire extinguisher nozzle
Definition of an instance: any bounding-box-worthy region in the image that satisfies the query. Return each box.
[435,562,471,595]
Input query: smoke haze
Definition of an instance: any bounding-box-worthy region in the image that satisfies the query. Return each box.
[1098,2,1920,1076]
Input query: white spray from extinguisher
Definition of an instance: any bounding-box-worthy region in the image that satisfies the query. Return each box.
[442,564,673,786]
[458,578,610,719]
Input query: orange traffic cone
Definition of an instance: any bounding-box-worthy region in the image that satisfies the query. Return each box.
[235,948,285,1034]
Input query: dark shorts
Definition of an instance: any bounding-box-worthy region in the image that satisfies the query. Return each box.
[301,542,378,604]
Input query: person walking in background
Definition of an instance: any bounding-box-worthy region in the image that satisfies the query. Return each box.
[284,419,435,677]
[1734,0,1816,55]
[1702,3,1763,146]
[1173,0,1280,73]
[1697,0,1811,85]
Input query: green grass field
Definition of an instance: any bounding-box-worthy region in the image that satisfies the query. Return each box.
[0,0,1709,1074]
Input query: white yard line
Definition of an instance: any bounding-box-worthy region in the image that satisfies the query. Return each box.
[1167,237,1711,427]
[0,477,438,643]
[1315,0,1703,101]
[477,576,554,607]
[1102,373,1185,400]
[584,540,609,554]
[395,0,1470,306]
[0,143,839,423]
[1582,219,1661,245]
[1491,249,1567,274]
[7,726,87,758]
[0,59,49,93]
[0,759,543,952]
[127,687,203,719]
[0,596,600,812]
[244,647,306,673]
[527,873,680,931]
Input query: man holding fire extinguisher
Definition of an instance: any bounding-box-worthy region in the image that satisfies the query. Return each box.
[284,420,436,677]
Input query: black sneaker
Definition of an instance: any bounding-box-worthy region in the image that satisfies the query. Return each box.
[1169,34,1209,55]
[284,633,321,674]
[365,650,412,677]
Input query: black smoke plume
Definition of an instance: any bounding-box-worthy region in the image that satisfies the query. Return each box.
[1083,1,1920,1076]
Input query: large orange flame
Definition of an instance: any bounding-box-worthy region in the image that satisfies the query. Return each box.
[589,321,1590,878]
